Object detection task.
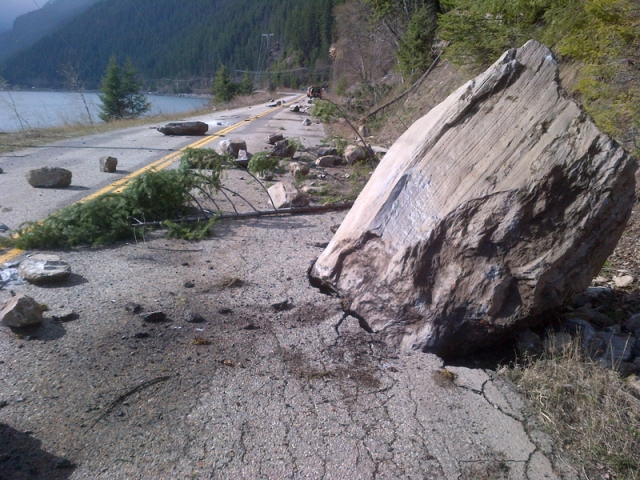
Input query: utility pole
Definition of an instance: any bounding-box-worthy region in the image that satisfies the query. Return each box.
[262,33,274,92]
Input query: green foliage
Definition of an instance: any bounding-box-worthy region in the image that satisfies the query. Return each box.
[237,72,254,95]
[438,0,640,150]
[2,0,345,89]
[98,56,149,121]
[163,218,217,240]
[311,99,340,123]
[181,147,232,173]
[212,65,236,102]
[14,167,199,249]
[247,152,279,175]
[397,5,437,77]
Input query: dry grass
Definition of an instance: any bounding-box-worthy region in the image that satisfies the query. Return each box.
[509,339,640,479]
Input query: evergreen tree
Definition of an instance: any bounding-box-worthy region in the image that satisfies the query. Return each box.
[212,65,236,101]
[98,56,149,121]
[397,5,437,77]
[238,71,254,95]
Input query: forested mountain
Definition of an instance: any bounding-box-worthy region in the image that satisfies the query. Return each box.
[0,0,100,63]
[0,0,340,89]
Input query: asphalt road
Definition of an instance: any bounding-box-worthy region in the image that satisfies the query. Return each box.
[0,96,575,479]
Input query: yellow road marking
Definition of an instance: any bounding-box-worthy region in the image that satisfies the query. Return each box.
[0,97,303,264]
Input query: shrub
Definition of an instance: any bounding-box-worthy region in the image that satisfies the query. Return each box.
[248,151,279,175]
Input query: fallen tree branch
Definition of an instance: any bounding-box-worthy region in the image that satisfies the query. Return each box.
[131,202,354,227]
[89,375,171,429]
[360,51,443,122]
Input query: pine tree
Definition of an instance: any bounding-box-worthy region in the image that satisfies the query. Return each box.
[98,56,149,121]
[212,65,236,102]
[238,71,254,95]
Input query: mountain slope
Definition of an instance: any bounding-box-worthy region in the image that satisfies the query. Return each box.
[0,0,100,63]
[1,0,339,88]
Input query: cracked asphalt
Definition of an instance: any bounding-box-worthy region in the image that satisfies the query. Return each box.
[0,100,576,479]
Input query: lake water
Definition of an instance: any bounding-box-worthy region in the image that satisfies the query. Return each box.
[0,91,211,132]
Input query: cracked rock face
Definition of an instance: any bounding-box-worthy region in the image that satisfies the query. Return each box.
[309,40,637,356]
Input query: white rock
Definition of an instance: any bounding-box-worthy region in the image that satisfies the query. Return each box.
[268,182,310,209]
[613,275,634,288]
[18,254,71,285]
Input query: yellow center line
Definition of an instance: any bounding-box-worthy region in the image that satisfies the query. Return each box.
[0,96,304,264]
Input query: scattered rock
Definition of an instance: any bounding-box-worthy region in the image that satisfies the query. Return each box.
[236,150,252,168]
[26,167,72,188]
[0,295,44,327]
[574,305,617,328]
[595,332,634,368]
[134,332,150,339]
[218,308,233,315]
[272,139,296,158]
[242,323,261,330]
[139,311,167,322]
[358,125,370,137]
[267,133,284,145]
[216,138,247,158]
[289,104,300,113]
[271,299,290,311]
[626,313,640,333]
[289,162,310,176]
[99,156,118,173]
[18,255,71,285]
[343,145,368,164]
[268,182,310,209]
[329,224,340,233]
[302,118,312,126]
[309,41,637,356]
[157,121,208,136]
[125,302,142,314]
[51,309,78,322]
[317,146,338,156]
[613,275,634,288]
[0,223,9,231]
[185,311,206,323]
[0,167,3,174]
[370,145,388,156]
[315,155,342,167]
[184,281,195,288]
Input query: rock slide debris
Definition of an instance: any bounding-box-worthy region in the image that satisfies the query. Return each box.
[310,40,637,356]
[99,156,118,173]
[0,294,44,327]
[18,254,71,285]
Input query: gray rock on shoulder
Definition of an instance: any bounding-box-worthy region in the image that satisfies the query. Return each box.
[343,145,368,164]
[26,167,72,188]
[0,295,44,327]
[268,182,310,209]
[157,121,208,136]
[18,254,72,285]
[317,146,338,157]
[315,155,342,167]
[267,133,284,145]
[235,150,252,168]
[100,156,118,173]
[289,162,310,177]
[216,138,247,158]
[309,40,637,356]
[272,139,296,158]
[302,118,312,126]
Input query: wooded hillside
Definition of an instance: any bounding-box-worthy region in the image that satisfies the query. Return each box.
[1,0,339,89]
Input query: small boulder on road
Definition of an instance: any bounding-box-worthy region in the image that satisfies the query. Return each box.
[99,156,118,173]
[18,254,72,285]
[268,182,309,209]
[0,295,44,328]
[157,122,208,136]
[26,167,72,188]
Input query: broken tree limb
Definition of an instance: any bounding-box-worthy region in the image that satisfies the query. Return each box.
[131,202,354,228]
[360,51,443,122]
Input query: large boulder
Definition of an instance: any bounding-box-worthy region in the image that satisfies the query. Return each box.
[272,139,296,158]
[157,121,208,136]
[309,41,637,357]
[267,182,310,209]
[26,167,72,188]
[0,295,44,328]
[18,254,71,285]
[343,145,368,165]
[216,138,247,158]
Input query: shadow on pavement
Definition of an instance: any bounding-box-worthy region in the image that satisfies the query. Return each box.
[0,423,76,479]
